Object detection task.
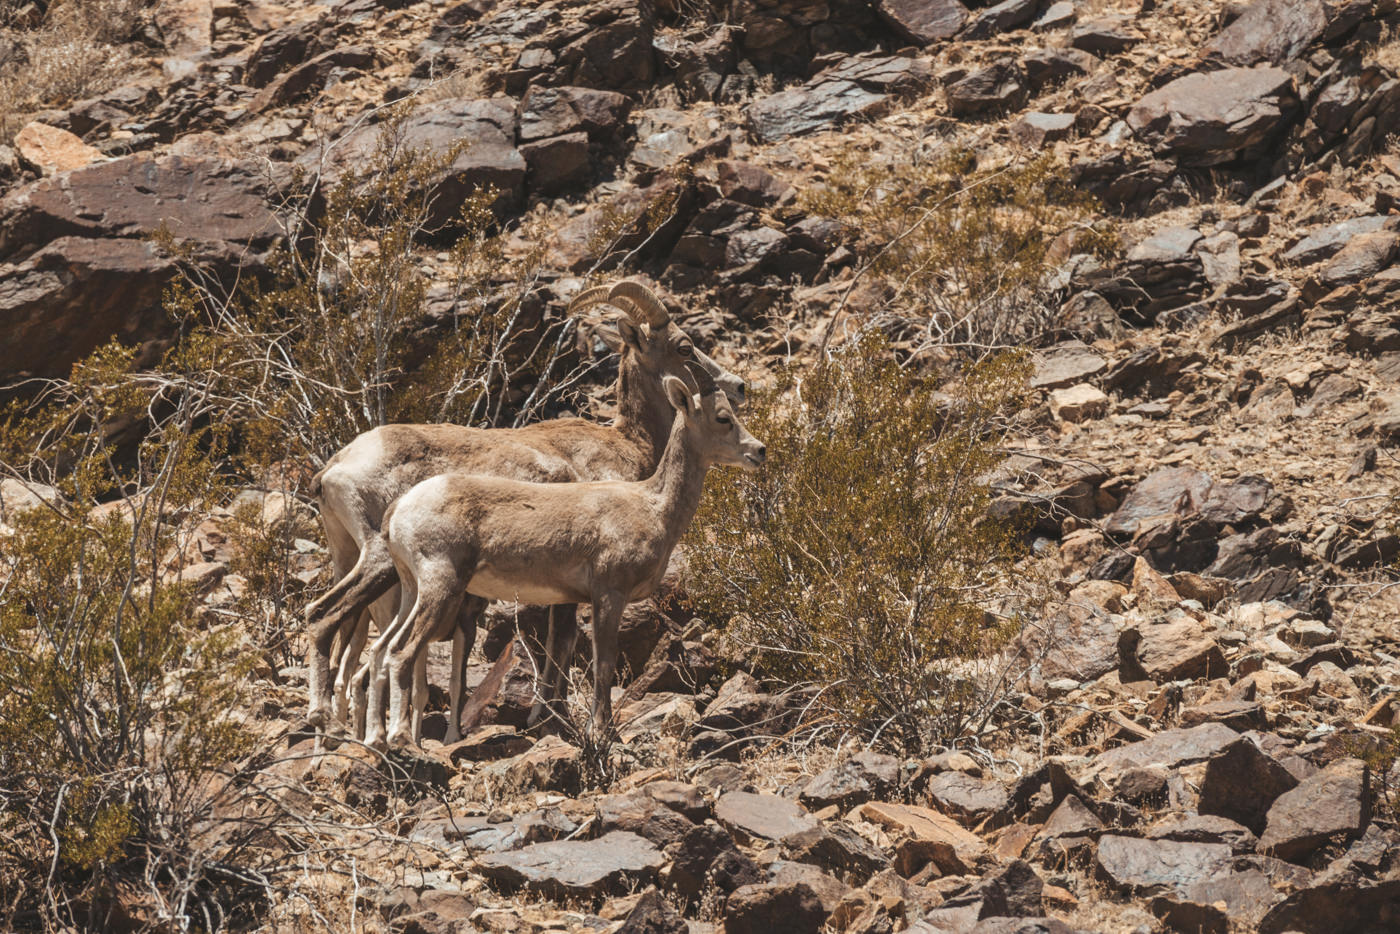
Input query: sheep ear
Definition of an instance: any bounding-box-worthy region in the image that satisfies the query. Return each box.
[662,375,693,414]
[594,321,625,352]
[615,318,645,353]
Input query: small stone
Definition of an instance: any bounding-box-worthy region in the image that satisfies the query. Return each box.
[1011,112,1076,147]
[1050,384,1110,422]
[14,122,104,175]
[475,831,665,897]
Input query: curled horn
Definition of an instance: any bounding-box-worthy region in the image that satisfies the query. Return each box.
[567,284,634,322]
[607,280,670,329]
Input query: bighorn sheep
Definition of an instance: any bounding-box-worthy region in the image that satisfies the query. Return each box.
[365,373,764,749]
[304,281,745,741]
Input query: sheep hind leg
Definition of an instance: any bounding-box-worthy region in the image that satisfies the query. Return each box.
[444,596,486,745]
[387,566,469,750]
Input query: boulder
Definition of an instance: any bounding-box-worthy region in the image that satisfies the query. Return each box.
[947,61,1027,117]
[309,98,525,226]
[1258,758,1371,861]
[925,772,1010,828]
[1011,112,1077,147]
[1049,383,1109,422]
[1205,0,1328,66]
[520,131,590,195]
[964,0,1040,39]
[1258,878,1400,934]
[1146,813,1258,854]
[475,831,664,896]
[1095,835,1233,896]
[1089,723,1240,782]
[800,750,900,810]
[1104,467,1214,540]
[1031,340,1106,390]
[664,823,762,898]
[596,790,696,847]
[858,801,988,876]
[875,0,968,45]
[14,122,103,175]
[1198,738,1299,833]
[617,889,688,934]
[1127,67,1299,165]
[1069,16,1142,54]
[1120,614,1228,682]
[518,85,632,142]
[715,791,821,844]
[1150,868,1285,934]
[724,882,827,934]
[1282,215,1387,266]
[782,822,889,882]
[747,81,888,143]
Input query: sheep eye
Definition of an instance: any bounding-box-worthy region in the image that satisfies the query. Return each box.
[677,343,694,356]
[716,413,732,425]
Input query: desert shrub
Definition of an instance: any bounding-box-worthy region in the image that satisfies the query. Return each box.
[0,0,151,138]
[806,148,1115,353]
[0,347,266,930]
[163,112,586,473]
[684,333,1034,753]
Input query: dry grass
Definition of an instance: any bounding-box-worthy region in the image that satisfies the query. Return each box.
[0,0,150,140]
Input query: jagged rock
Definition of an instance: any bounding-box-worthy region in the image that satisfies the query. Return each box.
[519,85,632,142]
[521,131,590,194]
[1197,738,1300,835]
[1096,835,1233,896]
[1048,383,1109,422]
[618,889,687,934]
[717,160,793,207]
[1034,1,1076,31]
[1146,813,1259,854]
[1120,613,1229,682]
[747,80,888,143]
[1150,868,1285,934]
[874,0,968,45]
[1022,48,1096,90]
[1127,67,1299,165]
[925,772,1010,828]
[964,0,1039,39]
[1258,878,1400,934]
[14,122,103,175]
[953,859,1044,918]
[596,790,696,847]
[724,881,826,934]
[1089,723,1240,782]
[1282,215,1387,265]
[655,26,736,103]
[800,750,900,810]
[782,822,889,882]
[1258,758,1371,861]
[1032,793,1104,844]
[767,860,852,916]
[858,801,988,876]
[1205,0,1329,66]
[476,831,664,896]
[309,98,524,226]
[492,735,582,795]
[1011,112,1076,147]
[947,60,1027,116]
[250,45,375,111]
[1308,230,1400,295]
[664,823,762,898]
[715,791,821,844]
[548,4,656,92]
[1179,698,1268,731]
[1069,16,1142,54]
[1105,467,1213,539]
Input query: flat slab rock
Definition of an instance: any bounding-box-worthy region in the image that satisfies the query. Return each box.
[1031,340,1106,390]
[1258,757,1371,860]
[715,790,820,843]
[1127,66,1298,165]
[474,830,663,896]
[1096,834,1233,896]
[1089,722,1240,781]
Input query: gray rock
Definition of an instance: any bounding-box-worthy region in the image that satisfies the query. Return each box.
[1022,47,1096,89]
[1151,869,1285,934]
[1105,467,1214,539]
[1282,215,1386,266]
[947,60,1026,116]
[1091,723,1240,781]
[715,791,821,844]
[1031,340,1107,390]
[925,771,1010,827]
[519,85,631,142]
[1259,758,1371,861]
[724,881,827,934]
[799,751,899,810]
[1012,112,1076,147]
[746,80,888,143]
[1070,16,1142,54]
[475,831,664,896]
[964,0,1040,39]
[1096,835,1233,896]
[875,0,969,45]
[1205,0,1328,66]
[1146,813,1259,854]
[1198,738,1299,834]
[1127,66,1298,165]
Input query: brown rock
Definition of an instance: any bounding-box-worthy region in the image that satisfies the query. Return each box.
[1179,699,1268,731]
[1257,878,1400,934]
[1030,340,1106,390]
[1011,112,1076,148]
[925,772,1009,828]
[875,0,968,45]
[947,60,1027,117]
[1096,835,1233,896]
[1069,16,1142,54]
[665,823,762,898]
[724,882,826,934]
[596,790,696,847]
[1205,0,1327,66]
[1105,467,1214,539]
[519,85,631,142]
[476,831,664,897]
[495,735,582,795]
[521,131,590,195]
[858,801,987,876]
[800,750,900,810]
[1151,868,1284,934]
[1091,722,1240,781]
[715,791,820,844]
[1258,758,1371,861]
[1146,813,1258,854]
[617,889,687,934]
[1121,613,1228,682]
[1049,383,1109,422]
[1127,67,1298,165]
[13,122,103,175]
[782,822,889,883]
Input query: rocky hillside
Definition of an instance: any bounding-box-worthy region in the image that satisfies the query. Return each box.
[5,0,1400,932]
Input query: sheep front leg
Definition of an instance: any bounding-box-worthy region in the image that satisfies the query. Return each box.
[589,591,626,737]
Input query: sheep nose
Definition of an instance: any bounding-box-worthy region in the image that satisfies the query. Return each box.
[755,444,767,461]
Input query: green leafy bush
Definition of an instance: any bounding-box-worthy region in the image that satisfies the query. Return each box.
[685,334,1032,753]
